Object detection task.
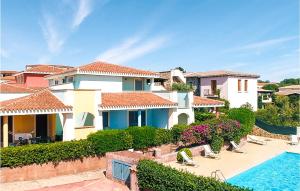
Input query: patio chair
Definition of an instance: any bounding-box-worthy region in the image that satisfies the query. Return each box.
[203,145,220,159]
[247,135,266,145]
[180,151,196,166]
[290,135,299,145]
[230,141,245,153]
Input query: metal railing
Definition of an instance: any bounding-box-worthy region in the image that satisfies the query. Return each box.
[211,170,227,182]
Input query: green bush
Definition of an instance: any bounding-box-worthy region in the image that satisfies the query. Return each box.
[171,124,189,143]
[228,108,255,136]
[176,148,192,162]
[195,112,215,122]
[172,83,193,92]
[126,126,156,150]
[0,140,95,168]
[137,160,251,191]
[87,129,133,155]
[154,128,173,146]
[210,135,224,152]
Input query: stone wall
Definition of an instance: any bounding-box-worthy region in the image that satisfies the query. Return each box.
[0,156,106,183]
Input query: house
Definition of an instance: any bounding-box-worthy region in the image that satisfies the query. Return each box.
[0,70,17,84]
[155,68,186,90]
[276,85,300,96]
[0,61,224,147]
[185,70,260,111]
[13,65,73,88]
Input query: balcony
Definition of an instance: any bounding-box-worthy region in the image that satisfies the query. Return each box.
[177,92,189,108]
[203,89,218,98]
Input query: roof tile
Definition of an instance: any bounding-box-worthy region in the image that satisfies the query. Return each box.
[193,96,224,106]
[0,83,35,93]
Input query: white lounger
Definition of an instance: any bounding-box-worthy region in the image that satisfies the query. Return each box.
[180,151,196,166]
[230,141,245,153]
[203,145,220,159]
[290,135,299,145]
[247,135,266,145]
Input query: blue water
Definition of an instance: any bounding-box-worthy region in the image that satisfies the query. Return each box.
[228,152,300,191]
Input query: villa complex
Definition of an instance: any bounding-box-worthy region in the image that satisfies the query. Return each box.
[0,62,226,147]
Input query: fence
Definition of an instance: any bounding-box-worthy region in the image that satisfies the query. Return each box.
[255,120,298,135]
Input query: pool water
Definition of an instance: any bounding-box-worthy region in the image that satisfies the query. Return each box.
[228,152,300,191]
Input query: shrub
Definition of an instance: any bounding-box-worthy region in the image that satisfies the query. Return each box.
[137,160,251,191]
[87,130,133,155]
[176,148,192,163]
[210,135,224,152]
[172,83,193,92]
[0,140,95,168]
[228,108,255,136]
[154,128,173,146]
[181,125,210,145]
[195,112,215,122]
[171,124,189,143]
[126,126,156,150]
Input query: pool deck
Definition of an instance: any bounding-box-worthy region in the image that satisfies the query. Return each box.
[165,136,300,180]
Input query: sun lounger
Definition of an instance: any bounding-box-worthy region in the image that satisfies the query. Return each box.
[290,135,299,145]
[203,145,220,159]
[180,151,196,166]
[230,141,245,153]
[247,135,266,145]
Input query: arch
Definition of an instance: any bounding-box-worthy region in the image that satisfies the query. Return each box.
[178,113,189,125]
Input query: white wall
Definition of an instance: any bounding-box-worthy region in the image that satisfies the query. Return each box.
[0,93,30,102]
[200,77,229,99]
[75,75,122,92]
[227,77,258,111]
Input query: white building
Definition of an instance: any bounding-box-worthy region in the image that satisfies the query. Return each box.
[185,70,260,111]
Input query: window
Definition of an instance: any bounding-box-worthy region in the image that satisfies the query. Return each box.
[244,80,248,92]
[238,79,242,92]
[211,80,217,95]
[129,110,146,126]
[103,112,109,128]
[55,80,59,85]
[68,76,74,83]
[135,79,143,91]
[146,79,151,85]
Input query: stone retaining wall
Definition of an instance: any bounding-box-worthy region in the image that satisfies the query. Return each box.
[0,156,106,183]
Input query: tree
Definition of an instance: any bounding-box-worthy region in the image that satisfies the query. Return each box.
[175,67,186,73]
[262,84,279,91]
[279,78,300,87]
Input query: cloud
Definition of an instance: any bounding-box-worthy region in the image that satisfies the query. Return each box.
[226,36,298,52]
[0,48,9,58]
[96,35,170,63]
[72,0,93,29]
[40,15,65,53]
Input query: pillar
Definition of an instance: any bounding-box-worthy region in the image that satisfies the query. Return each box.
[3,116,8,147]
[62,113,75,141]
[215,107,220,119]
[94,110,103,131]
[138,110,142,127]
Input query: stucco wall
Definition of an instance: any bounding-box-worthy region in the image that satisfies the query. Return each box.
[200,77,228,99]
[74,127,96,140]
[13,115,35,134]
[109,110,128,129]
[24,73,49,87]
[149,109,169,128]
[74,75,122,92]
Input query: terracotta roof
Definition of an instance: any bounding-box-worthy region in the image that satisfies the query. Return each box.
[100,92,177,109]
[24,65,68,74]
[278,85,300,90]
[0,83,35,93]
[193,96,224,107]
[0,75,16,82]
[0,89,72,113]
[185,70,259,78]
[0,70,17,74]
[47,61,158,78]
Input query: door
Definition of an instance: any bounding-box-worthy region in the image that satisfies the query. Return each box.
[134,79,143,91]
[36,115,48,138]
[129,111,146,126]
[211,80,217,95]
[112,160,131,187]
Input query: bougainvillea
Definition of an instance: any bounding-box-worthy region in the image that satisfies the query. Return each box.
[181,125,210,145]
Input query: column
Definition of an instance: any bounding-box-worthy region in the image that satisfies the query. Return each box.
[94,110,103,131]
[215,107,220,119]
[62,113,75,141]
[3,116,8,147]
[137,110,142,127]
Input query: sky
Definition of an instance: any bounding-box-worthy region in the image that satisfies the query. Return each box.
[1,0,299,81]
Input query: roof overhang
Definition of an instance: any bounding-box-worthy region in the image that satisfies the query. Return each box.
[0,108,73,116]
[193,103,225,108]
[99,104,177,111]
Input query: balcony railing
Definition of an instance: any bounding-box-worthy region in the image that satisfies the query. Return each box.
[177,92,189,108]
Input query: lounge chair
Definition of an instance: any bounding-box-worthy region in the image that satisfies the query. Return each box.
[203,145,220,159]
[180,151,196,166]
[230,141,245,153]
[247,135,266,145]
[290,135,299,145]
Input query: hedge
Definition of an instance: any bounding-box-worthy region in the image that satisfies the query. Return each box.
[171,124,189,143]
[176,148,192,162]
[228,108,255,136]
[0,140,95,168]
[87,129,133,155]
[154,128,173,146]
[126,126,156,149]
[137,160,251,191]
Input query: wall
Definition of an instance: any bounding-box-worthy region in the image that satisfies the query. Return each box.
[74,127,97,140]
[227,77,258,111]
[0,93,30,102]
[13,115,35,134]
[0,156,106,183]
[109,110,128,129]
[200,77,228,99]
[147,109,169,128]
[24,73,49,87]
[48,114,56,139]
[74,75,122,92]
[122,78,135,91]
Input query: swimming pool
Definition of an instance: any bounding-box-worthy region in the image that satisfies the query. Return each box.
[228,152,300,191]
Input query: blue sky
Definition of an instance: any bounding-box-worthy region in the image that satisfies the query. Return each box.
[1,0,299,81]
